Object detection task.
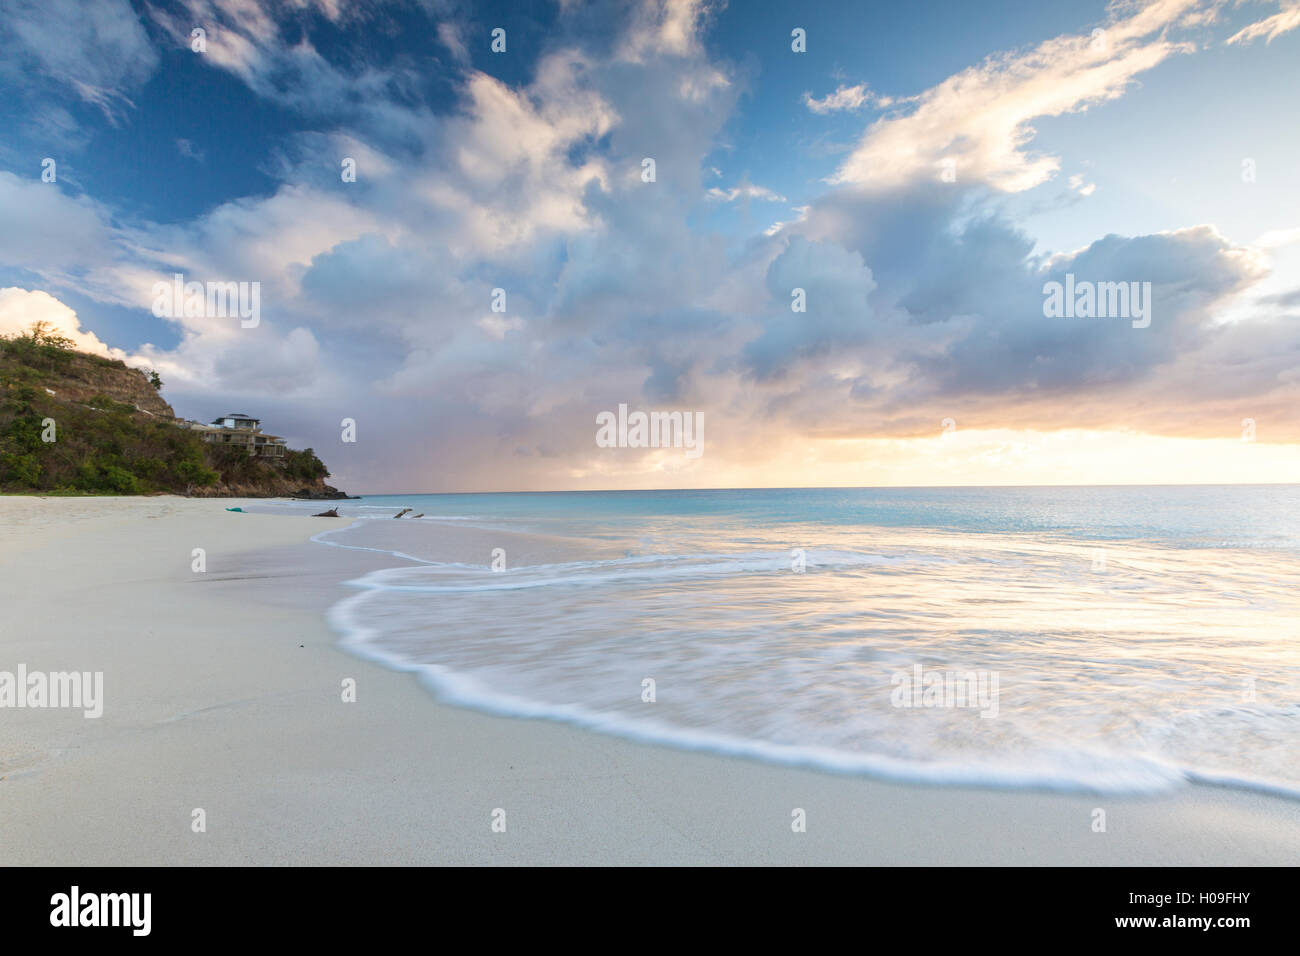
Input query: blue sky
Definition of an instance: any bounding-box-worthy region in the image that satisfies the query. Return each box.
[1,0,1298,491]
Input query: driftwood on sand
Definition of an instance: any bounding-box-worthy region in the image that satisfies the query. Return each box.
[393,508,412,519]
[313,507,340,517]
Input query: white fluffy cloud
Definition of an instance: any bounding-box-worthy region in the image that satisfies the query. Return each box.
[0,287,128,360]
[830,0,1204,191]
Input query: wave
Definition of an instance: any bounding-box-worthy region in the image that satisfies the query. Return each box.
[328,584,1300,799]
[312,521,1300,802]
[342,548,905,594]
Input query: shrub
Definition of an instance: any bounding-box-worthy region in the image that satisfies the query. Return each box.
[74,459,142,494]
[1,412,44,452]
[0,451,41,487]
[2,321,75,372]
[176,457,219,488]
[284,447,329,481]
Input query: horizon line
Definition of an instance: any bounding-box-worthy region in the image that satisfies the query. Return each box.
[348,480,1300,496]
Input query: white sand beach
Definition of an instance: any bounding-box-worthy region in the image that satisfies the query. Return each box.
[2,494,1298,866]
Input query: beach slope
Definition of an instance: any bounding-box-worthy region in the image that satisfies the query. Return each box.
[1,496,1297,865]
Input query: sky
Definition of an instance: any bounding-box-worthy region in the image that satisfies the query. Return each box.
[0,0,1297,492]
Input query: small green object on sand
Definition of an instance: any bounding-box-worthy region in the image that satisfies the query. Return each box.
[225,507,243,512]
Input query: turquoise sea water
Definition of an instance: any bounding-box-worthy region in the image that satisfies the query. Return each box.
[278,486,1300,795]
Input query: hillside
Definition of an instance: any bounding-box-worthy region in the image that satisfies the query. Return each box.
[0,323,347,497]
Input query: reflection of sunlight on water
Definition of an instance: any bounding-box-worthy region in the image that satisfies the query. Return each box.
[323,513,1300,795]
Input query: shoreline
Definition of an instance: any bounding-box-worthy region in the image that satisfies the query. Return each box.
[2,495,1299,865]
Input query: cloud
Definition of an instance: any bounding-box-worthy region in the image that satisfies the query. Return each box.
[0,0,159,118]
[0,172,129,300]
[2,0,1297,492]
[830,0,1203,191]
[706,183,787,203]
[755,183,1285,441]
[803,83,881,113]
[740,236,878,381]
[0,287,129,360]
[1257,287,1300,308]
[1227,1,1300,44]
[424,62,616,250]
[176,139,205,162]
[620,0,715,60]
[436,21,470,64]
[1068,173,1097,196]
[1254,226,1300,249]
[148,0,397,115]
[210,325,321,393]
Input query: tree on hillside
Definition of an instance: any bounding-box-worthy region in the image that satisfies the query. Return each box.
[1,321,75,371]
[25,321,74,350]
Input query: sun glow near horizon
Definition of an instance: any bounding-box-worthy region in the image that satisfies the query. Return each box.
[468,428,1300,494]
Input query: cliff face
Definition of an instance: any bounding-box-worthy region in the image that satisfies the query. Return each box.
[30,351,177,419]
[187,474,348,499]
[0,337,346,497]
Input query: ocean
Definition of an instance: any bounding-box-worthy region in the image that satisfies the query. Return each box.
[266,486,1300,797]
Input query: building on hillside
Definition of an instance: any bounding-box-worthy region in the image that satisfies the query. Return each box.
[186,412,287,459]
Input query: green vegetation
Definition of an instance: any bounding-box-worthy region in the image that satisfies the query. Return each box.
[1,320,76,373]
[284,448,329,482]
[0,323,333,496]
[0,369,219,493]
